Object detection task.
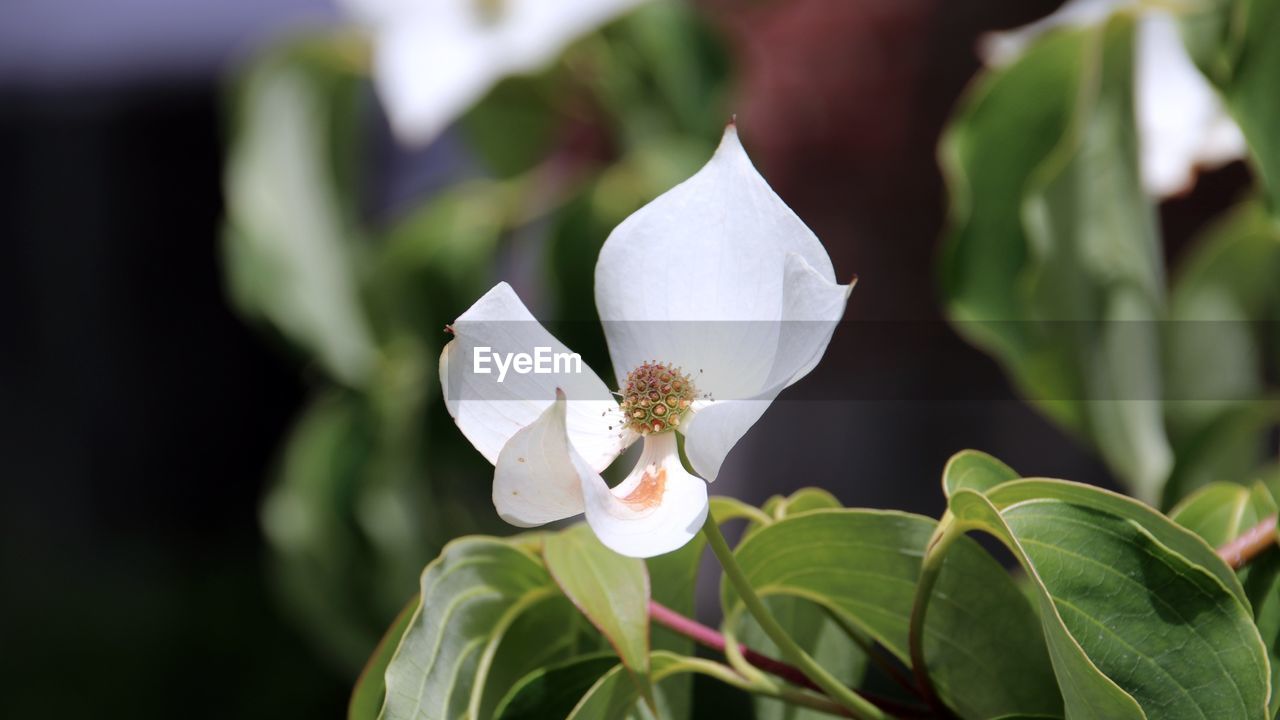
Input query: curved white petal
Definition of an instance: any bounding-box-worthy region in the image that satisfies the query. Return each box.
[498,0,651,72]
[1136,13,1245,197]
[345,0,649,146]
[681,253,851,481]
[595,125,844,404]
[440,282,629,472]
[372,18,498,146]
[493,391,586,527]
[575,431,709,558]
[978,0,1129,66]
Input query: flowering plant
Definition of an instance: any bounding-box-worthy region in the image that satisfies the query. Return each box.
[214,0,1280,718]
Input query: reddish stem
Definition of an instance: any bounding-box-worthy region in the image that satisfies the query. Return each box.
[1217,514,1278,569]
[648,599,822,693]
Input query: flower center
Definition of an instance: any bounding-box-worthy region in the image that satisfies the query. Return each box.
[619,362,696,435]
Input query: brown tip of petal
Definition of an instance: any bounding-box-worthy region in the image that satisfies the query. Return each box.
[443,324,455,334]
[555,387,566,402]
[727,114,737,128]
[848,273,859,288]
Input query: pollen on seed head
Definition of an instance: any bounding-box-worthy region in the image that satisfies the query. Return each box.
[618,361,696,436]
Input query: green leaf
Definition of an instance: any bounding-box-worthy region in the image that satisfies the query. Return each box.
[222,33,377,386]
[566,651,746,720]
[1173,474,1280,717]
[379,536,578,720]
[1169,481,1277,547]
[1184,0,1280,214]
[722,509,1062,719]
[941,449,1020,498]
[543,524,650,676]
[947,478,1270,719]
[940,17,1172,503]
[494,654,620,720]
[763,488,843,519]
[982,479,1247,602]
[349,596,418,720]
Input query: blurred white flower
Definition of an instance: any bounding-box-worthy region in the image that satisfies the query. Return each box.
[439,126,853,557]
[981,0,1245,197]
[342,0,649,145]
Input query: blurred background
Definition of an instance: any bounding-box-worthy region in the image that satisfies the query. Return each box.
[0,0,1264,717]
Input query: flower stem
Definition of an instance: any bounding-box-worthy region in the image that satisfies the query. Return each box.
[1218,514,1278,569]
[907,517,962,717]
[701,514,891,720]
[649,599,823,693]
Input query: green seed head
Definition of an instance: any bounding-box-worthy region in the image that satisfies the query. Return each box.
[619,362,696,436]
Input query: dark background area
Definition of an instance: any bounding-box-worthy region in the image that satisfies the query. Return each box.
[0,0,1246,717]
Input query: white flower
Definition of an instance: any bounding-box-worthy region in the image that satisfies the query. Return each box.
[980,0,1246,197]
[439,126,853,557]
[342,0,649,145]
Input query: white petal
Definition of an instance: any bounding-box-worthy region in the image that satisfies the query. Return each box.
[372,17,498,146]
[493,392,586,527]
[594,125,844,403]
[346,0,648,146]
[681,253,851,481]
[978,0,1129,66]
[440,283,629,472]
[575,431,709,558]
[497,0,651,72]
[1136,13,1245,197]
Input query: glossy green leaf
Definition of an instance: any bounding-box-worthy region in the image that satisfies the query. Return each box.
[941,449,1020,498]
[379,536,578,720]
[941,17,1172,503]
[1170,481,1277,547]
[222,34,377,386]
[722,509,1062,719]
[983,479,1247,602]
[947,478,1270,719]
[763,488,842,519]
[1173,474,1280,717]
[543,524,650,676]
[494,654,620,720]
[349,596,419,720]
[566,651,746,720]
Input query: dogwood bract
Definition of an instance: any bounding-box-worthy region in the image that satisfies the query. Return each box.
[981,0,1245,197]
[440,126,852,557]
[342,0,649,145]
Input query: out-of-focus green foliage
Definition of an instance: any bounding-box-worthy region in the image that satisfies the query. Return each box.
[942,17,1172,504]
[1183,0,1280,215]
[223,34,376,387]
[1164,200,1280,500]
[941,12,1279,507]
